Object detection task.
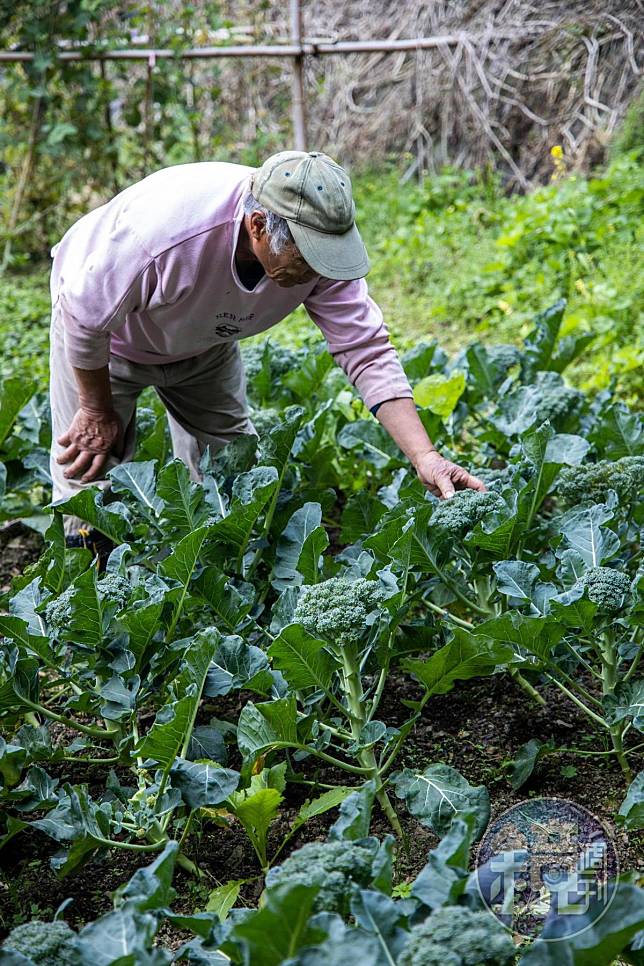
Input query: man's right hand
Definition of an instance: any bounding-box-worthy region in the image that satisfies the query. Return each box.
[56,407,123,483]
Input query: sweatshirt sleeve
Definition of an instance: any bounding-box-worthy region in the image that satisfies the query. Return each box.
[303,277,413,411]
[53,225,161,370]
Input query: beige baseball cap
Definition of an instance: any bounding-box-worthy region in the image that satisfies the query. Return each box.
[249,150,370,280]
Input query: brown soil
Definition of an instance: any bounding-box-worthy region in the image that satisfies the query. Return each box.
[1,670,642,945]
[0,523,43,595]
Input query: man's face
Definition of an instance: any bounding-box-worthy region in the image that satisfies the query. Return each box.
[247,212,318,287]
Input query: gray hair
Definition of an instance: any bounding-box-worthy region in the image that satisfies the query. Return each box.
[243,191,294,255]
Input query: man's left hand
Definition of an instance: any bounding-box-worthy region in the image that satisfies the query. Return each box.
[414,450,486,499]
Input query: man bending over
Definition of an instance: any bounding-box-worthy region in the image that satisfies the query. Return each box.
[49,150,484,547]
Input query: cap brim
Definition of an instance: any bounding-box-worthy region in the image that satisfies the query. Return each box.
[288,220,370,281]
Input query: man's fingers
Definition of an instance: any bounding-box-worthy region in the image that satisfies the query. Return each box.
[63,450,95,479]
[81,452,109,483]
[456,470,487,493]
[436,475,456,499]
[56,443,79,465]
[57,431,72,447]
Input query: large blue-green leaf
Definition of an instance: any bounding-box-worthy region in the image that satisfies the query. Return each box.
[114,840,178,911]
[208,466,278,556]
[0,375,37,447]
[493,560,541,600]
[157,459,210,534]
[169,758,239,810]
[205,636,273,697]
[109,460,162,515]
[411,814,476,909]
[558,503,620,566]
[508,738,557,790]
[519,880,644,965]
[268,624,338,692]
[137,629,220,768]
[338,421,401,469]
[76,908,160,966]
[230,882,325,966]
[340,493,386,544]
[193,566,254,632]
[237,695,299,762]
[259,405,305,471]
[273,502,328,589]
[160,523,213,587]
[392,763,490,838]
[476,612,564,663]
[403,629,513,697]
[49,489,131,543]
[520,298,566,381]
[328,780,377,842]
[604,680,644,734]
[618,772,644,831]
[590,403,643,460]
[349,891,408,963]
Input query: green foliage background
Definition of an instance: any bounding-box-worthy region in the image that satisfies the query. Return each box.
[2,151,641,399]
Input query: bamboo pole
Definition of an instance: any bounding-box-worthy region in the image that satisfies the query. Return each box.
[290,0,307,150]
[0,30,547,62]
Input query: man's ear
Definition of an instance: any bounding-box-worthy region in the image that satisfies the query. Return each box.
[248,211,266,241]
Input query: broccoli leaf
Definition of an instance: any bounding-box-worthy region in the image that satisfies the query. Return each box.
[237,695,300,762]
[618,772,644,831]
[230,882,325,966]
[273,502,328,589]
[403,629,513,698]
[268,625,339,692]
[169,759,239,810]
[392,763,490,838]
[519,881,644,965]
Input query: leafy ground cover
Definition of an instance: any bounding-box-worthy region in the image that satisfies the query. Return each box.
[1,296,643,963]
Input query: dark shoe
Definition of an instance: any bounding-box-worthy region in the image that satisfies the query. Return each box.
[65,527,114,572]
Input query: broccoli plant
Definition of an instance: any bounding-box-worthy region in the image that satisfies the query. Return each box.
[283,575,403,833]
[557,456,644,510]
[264,839,379,915]
[1,919,78,966]
[398,906,516,966]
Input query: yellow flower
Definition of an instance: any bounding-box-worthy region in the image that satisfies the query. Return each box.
[551,145,564,159]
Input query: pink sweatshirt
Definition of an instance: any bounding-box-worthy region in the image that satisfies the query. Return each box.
[50,162,413,411]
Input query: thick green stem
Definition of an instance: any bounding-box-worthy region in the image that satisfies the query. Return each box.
[339,647,403,837]
[509,667,547,707]
[176,851,203,878]
[424,599,474,630]
[544,674,610,731]
[21,697,116,739]
[608,726,632,783]
[624,647,642,683]
[598,627,633,783]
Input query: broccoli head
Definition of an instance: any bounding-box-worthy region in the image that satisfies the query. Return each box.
[2,919,78,966]
[264,840,376,915]
[557,456,644,507]
[429,489,506,539]
[97,573,131,610]
[398,906,516,966]
[249,407,282,437]
[293,576,386,646]
[44,585,75,636]
[575,566,631,615]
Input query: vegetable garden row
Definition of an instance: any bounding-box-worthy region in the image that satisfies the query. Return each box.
[1,299,643,964]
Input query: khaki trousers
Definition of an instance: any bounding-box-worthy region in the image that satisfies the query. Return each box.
[49,308,255,533]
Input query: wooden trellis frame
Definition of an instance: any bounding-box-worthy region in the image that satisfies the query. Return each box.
[0,0,550,154]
